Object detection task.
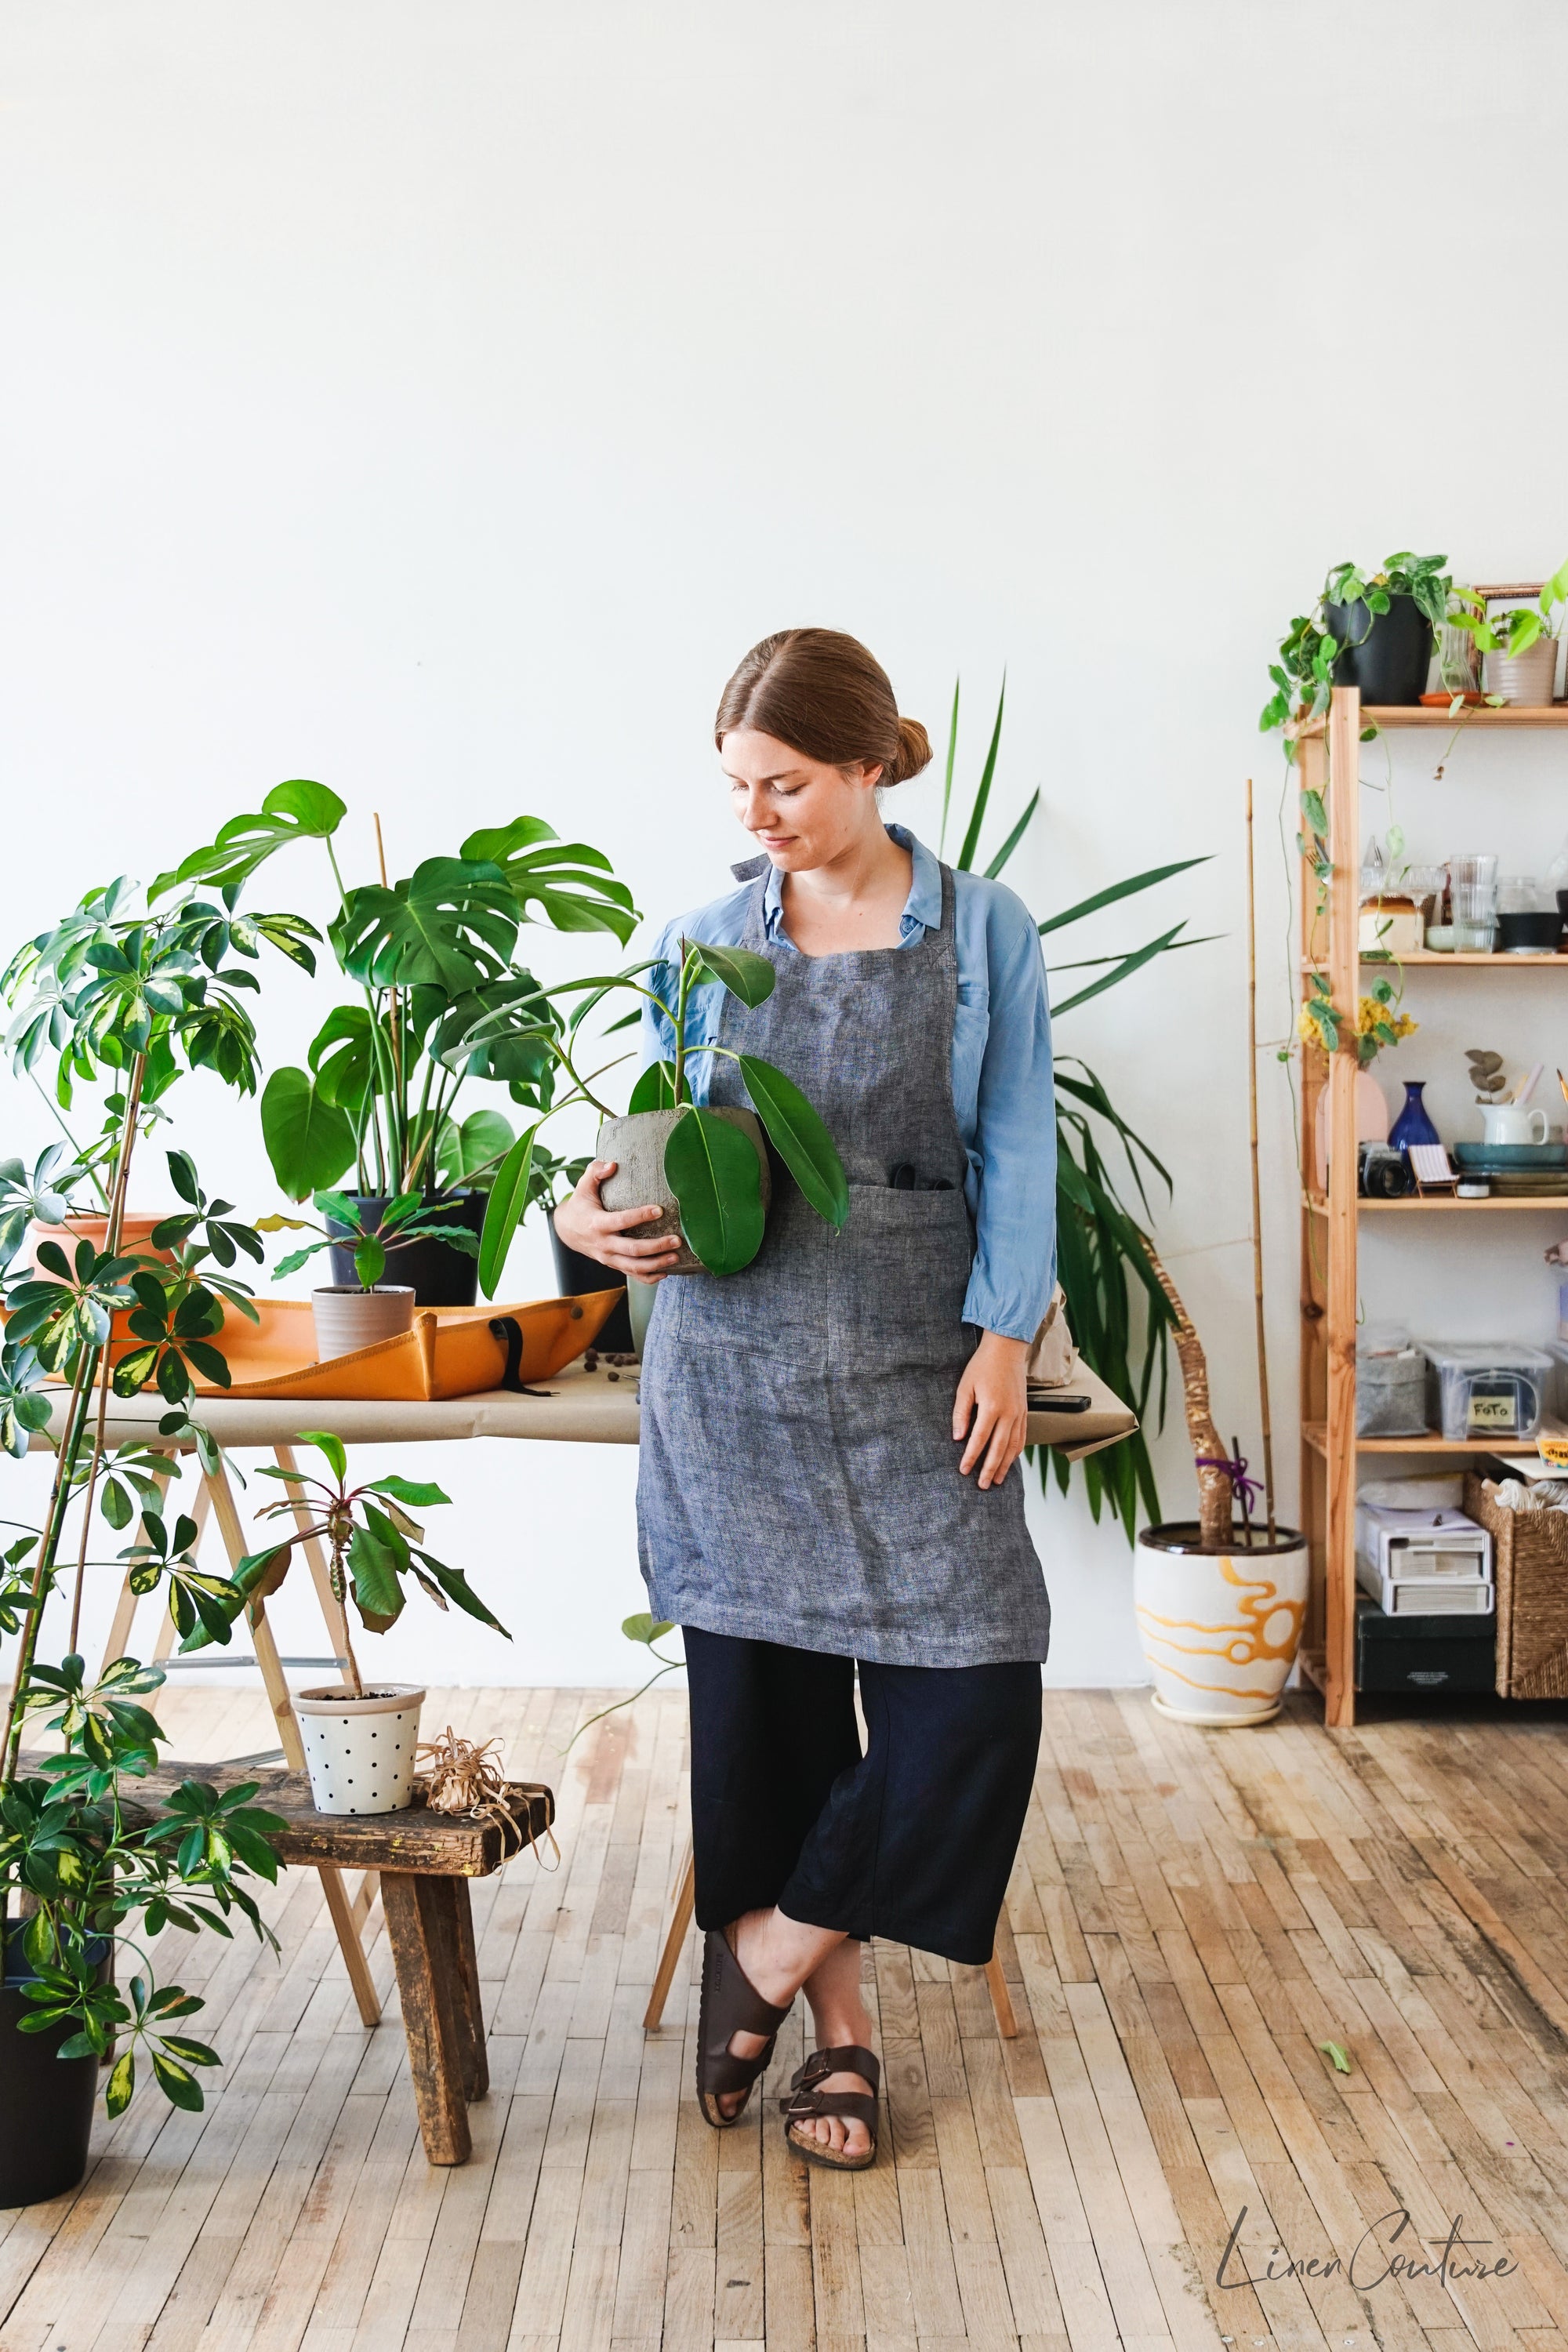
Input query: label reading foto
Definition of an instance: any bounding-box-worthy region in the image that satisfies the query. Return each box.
[1468,1389,1517,1434]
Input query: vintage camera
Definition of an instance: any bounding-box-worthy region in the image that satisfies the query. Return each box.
[1359,1142,1415,1199]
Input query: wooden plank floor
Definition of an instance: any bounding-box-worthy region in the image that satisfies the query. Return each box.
[5,1686,1568,2352]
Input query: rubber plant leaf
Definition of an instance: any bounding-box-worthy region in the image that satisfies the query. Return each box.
[663,1107,766,1275]
[688,941,775,1008]
[148,780,347,902]
[477,1123,537,1299]
[737,1054,848,1229]
[260,1067,356,1202]
[629,1058,681,1113]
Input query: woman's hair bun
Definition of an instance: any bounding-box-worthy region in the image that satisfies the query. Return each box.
[888,715,932,786]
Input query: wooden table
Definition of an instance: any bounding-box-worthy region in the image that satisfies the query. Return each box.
[109,1755,554,2165]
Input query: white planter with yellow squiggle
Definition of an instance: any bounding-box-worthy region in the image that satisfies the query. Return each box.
[1134,1523,1308,1726]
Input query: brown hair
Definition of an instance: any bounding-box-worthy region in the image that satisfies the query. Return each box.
[714,628,932,786]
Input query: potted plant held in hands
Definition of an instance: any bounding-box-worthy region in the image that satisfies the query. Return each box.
[195,1430,510,1814]
[468,937,850,1294]
[258,1189,485,1358]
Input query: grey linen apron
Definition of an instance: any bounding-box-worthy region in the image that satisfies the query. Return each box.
[637,856,1051,1668]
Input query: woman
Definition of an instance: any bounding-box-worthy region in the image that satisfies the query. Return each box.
[554,628,1054,2171]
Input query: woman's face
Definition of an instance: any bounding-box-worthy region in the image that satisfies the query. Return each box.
[720,728,882,873]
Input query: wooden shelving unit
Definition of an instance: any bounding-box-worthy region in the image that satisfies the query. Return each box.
[1293,686,1568,1726]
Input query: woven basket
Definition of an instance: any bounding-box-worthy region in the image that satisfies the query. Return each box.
[1464,1475,1568,1698]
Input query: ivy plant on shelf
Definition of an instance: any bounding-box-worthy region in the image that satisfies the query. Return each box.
[0,868,315,2190]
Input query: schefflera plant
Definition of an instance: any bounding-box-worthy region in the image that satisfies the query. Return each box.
[466,938,850,1283]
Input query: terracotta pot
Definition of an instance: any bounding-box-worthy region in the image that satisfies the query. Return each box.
[1483,637,1559,706]
[1134,1523,1308,1726]
[26,1210,173,1272]
[596,1108,771,1276]
[1312,1066,1388,1191]
[310,1285,416,1359]
[295,1684,425,1814]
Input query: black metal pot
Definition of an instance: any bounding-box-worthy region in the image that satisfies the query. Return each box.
[326,1192,487,1307]
[548,1213,633,1351]
[1324,594,1433,706]
[0,1931,109,2206]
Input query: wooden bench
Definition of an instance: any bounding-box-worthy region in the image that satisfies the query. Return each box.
[107,1757,554,2165]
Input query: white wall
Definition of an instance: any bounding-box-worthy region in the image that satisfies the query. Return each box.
[5,2,1568,1690]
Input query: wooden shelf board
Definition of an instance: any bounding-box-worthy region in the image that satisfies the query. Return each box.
[1305,1193,1568,1214]
[1302,954,1568,969]
[1304,1421,1564,1457]
[1291,704,1568,738]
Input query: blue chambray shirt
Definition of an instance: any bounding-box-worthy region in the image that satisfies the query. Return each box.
[637,825,1056,1341]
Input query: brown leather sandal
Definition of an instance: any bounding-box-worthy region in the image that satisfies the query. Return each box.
[781,2044,880,2171]
[695,1928,793,2129]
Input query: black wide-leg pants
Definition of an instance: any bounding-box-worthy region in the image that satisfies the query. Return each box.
[683,1627,1043,1968]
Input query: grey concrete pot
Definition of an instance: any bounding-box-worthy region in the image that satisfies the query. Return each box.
[597,1107,770,1275]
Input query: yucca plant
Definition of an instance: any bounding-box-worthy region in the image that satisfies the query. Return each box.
[937,681,1213,1537]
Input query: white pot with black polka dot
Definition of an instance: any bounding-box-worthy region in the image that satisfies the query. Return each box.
[294,1683,426,1815]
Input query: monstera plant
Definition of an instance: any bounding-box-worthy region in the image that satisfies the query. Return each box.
[153,787,640,1210]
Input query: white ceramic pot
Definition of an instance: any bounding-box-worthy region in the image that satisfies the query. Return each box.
[1134,1523,1308,1726]
[1483,637,1559,706]
[294,1683,426,1813]
[310,1284,416,1359]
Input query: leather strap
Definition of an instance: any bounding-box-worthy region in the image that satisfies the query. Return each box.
[781,2043,881,2133]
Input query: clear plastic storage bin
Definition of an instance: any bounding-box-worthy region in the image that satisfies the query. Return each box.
[1421,1342,1553,1443]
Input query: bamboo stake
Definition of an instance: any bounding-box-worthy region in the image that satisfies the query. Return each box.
[1245,779,1277,1542]
[373,811,405,1182]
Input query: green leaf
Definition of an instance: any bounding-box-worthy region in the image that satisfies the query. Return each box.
[437,1107,514,1188]
[105,2049,136,2116]
[1051,923,1196,1018]
[622,1612,675,1645]
[938,677,960,858]
[298,1429,348,1483]
[1319,2039,1352,2075]
[1036,858,1210,938]
[332,858,519,993]
[477,1123,538,1299]
[688,940,775,1008]
[411,1548,510,1636]
[736,1054,848,1229]
[260,1068,356,1203]
[628,1058,681,1113]
[353,1237,387,1288]
[148,780,347,902]
[1301,789,1328,836]
[662,1108,766,1276]
[983,789,1040,880]
[956,679,1005,872]
[152,2051,205,2111]
[347,1512,407,1624]
[365,1473,451,1507]
[459,818,639,944]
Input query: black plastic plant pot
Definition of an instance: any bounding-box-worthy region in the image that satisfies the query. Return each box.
[1324,595,1433,706]
[326,1192,487,1307]
[1136,1519,1305,1556]
[547,1215,633,1351]
[0,1932,109,2207]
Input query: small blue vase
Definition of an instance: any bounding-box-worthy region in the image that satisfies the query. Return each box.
[1389,1080,1440,1152]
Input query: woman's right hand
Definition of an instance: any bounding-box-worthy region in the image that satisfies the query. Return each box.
[552,1159,683,1284]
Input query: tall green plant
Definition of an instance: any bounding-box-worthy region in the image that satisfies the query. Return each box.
[1,873,318,2115]
[156,789,639,1207]
[938,683,1213,1537]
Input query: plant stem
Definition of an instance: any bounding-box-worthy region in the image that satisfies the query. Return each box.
[1135,1236,1232,1551]
[673,940,690,1108]
[2,1355,96,1784]
[67,1053,147,1650]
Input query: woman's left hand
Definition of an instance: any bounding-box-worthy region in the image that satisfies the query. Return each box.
[953,1331,1030,1490]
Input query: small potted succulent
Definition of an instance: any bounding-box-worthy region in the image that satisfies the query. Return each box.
[258,1189,484,1358]
[190,1428,510,1814]
[463,936,849,1283]
[1448,561,1568,706]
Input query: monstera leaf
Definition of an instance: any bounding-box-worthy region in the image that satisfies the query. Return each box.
[459,818,639,943]
[150,781,347,902]
[331,858,520,993]
[260,1067,357,1201]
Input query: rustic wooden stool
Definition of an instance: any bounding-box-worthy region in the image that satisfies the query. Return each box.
[118,1756,554,2165]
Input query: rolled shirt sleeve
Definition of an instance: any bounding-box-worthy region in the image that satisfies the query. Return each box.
[960,887,1056,1341]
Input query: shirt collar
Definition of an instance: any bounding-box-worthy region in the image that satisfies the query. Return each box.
[760,824,941,943]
